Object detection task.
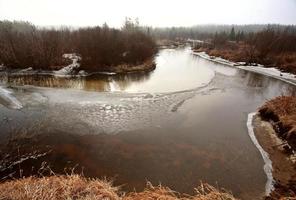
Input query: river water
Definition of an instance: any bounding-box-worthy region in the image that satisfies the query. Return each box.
[0,47,295,199]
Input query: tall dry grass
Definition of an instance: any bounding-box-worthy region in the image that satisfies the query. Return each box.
[259,96,296,145]
[0,175,236,200]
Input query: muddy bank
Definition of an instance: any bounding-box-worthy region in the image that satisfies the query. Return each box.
[107,58,156,74]
[259,96,296,150]
[252,97,296,199]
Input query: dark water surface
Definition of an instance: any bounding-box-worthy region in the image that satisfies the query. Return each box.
[0,48,295,199]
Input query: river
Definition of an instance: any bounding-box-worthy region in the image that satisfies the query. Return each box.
[0,47,295,199]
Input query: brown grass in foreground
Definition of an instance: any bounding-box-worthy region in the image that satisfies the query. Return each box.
[0,175,236,200]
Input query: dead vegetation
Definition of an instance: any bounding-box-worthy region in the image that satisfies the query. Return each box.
[0,20,156,71]
[124,182,236,200]
[0,175,236,200]
[259,96,296,149]
[0,175,235,200]
[0,175,119,200]
[196,42,254,63]
[193,26,296,74]
[258,96,296,199]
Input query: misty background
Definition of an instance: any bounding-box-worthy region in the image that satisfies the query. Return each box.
[0,0,296,27]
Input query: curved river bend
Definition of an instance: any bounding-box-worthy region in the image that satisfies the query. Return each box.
[0,47,295,199]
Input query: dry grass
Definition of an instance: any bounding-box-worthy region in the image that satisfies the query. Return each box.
[259,96,296,145]
[274,53,296,74]
[260,96,296,117]
[0,175,236,200]
[195,42,256,63]
[125,182,235,200]
[0,175,119,200]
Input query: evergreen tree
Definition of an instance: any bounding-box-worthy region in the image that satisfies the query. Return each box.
[229,27,235,40]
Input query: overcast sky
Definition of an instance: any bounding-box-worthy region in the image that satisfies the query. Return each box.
[0,0,296,27]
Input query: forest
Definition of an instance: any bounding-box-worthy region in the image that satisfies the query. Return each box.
[183,25,296,73]
[0,20,157,71]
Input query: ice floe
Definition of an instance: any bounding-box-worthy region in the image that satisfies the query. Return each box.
[0,86,22,109]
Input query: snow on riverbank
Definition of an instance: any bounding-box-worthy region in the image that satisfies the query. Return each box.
[54,54,82,76]
[247,112,274,195]
[193,51,296,86]
[0,86,22,109]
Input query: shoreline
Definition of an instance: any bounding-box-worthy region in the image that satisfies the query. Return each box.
[252,113,296,199]
[193,51,296,86]
[0,59,156,78]
[0,58,155,110]
[247,113,274,196]
[194,50,296,198]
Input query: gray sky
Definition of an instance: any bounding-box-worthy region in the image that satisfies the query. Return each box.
[0,0,296,27]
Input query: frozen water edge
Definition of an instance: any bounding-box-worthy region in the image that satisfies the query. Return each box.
[0,86,22,109]
[247,112,274,195]
[193,51,296,86]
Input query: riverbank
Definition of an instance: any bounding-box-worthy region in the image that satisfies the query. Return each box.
[195,49,296,198]
[0,174,236,200]
[193,51,296,85]
[106,58,156,74]
[194,40,296,74]
[252,96,296,199]
[0,57,156,77]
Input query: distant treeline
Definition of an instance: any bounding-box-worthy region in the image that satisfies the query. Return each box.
[0,20,157,70]
[144,24,296,70]
[209,26,296,60]
[145,24,281,40]
[190,25,296,73]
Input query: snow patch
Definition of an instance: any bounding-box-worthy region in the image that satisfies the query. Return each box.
[194,52,236,67]
[19,67,33,72]
[247,112,274,195]
[54,53,81,76]
[238,65,296,85]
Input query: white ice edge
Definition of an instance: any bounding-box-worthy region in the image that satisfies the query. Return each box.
[0,86,22,109]
[54,53,81,76]
[193,51,296,86]
[247,112,274,195]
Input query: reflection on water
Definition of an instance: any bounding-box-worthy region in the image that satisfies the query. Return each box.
[0,73,153,92]
[241,70,296,96]
[0,48,219,93]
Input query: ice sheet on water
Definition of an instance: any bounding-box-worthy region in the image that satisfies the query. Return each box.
[0,86,22,109]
